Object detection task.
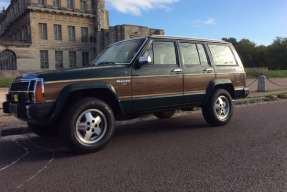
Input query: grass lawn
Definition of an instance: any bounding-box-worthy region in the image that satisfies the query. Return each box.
[0,78,13,87]
[246,70,287,79]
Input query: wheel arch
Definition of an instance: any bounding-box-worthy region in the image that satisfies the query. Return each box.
[50,82,124,120]
[203,79,235,105]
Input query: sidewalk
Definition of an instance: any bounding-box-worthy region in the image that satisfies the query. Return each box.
[1,78,287,136]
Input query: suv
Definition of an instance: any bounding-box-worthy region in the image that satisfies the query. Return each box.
[3,35,249,153]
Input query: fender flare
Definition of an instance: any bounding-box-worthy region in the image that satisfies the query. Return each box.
[203,79,235,105]
[50,82,124,119]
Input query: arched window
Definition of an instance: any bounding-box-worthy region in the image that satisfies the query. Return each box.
[0,50,17,70]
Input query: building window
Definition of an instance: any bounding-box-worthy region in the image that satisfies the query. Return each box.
[39,23,47,40]
[80,1,86,11]
[38,0,45,5]
[82,52,89,66]
[54,24,62,40]
[67,0,73,9]
[81,27,88,42]
[40,50,49,69]
[68,26,75,41]
[69,51,76,68]
[55,51,63,69]
[53,0,60,7]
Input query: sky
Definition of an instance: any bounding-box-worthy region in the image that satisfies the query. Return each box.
[1,0,287,46]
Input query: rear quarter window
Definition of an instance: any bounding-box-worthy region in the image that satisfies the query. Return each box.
[208,44,237,66]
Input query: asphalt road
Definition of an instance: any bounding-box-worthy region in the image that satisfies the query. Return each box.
[0,101,287,192]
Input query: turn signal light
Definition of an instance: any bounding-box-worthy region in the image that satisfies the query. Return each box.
[35,81,43,102]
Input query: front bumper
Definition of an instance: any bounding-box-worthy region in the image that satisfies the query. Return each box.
[3,101,54,122]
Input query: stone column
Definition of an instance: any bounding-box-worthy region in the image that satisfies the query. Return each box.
[258,74,266,92]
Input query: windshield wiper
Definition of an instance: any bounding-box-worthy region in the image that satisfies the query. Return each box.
[96,61,116,66]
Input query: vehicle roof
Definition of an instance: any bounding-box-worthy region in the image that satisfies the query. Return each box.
[108,35,229,47]
[148,35,228,44]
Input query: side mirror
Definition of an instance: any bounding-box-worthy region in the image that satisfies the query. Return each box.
[139,56,152,65]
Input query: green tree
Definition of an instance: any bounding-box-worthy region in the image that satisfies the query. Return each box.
[267,37,287,70]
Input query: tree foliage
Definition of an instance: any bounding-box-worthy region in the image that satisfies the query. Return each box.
[222,37,287,70]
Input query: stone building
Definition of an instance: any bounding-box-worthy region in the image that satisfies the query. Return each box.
[0,0,164,71]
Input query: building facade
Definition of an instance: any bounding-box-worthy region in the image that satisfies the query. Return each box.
[0,0,164,71]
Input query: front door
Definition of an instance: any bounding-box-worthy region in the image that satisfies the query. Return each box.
[132,40,184,112]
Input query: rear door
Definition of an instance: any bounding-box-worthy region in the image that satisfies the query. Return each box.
[207,43,245,90]
[131,39,184,112]
[179,41,216,104]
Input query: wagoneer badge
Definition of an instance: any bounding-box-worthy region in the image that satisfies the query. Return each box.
[116,80,131,85]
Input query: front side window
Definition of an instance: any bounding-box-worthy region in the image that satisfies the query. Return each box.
[68,26,75,41]
[40,50,49,69]
[53,0,60,7]
[54,24,62,40]
[144,41,177,65]
[55,51,63,69]
[94,38,146,65]
[69,51,76,68]
[208,44,237,65]
[39,23,47,40]
[81,27,88,42]
[67,0,73,9]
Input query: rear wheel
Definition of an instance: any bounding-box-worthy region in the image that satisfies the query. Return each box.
[202,89,233,126]
[60,98,115,154]
[153,110,176,119]
[28,123,58,138]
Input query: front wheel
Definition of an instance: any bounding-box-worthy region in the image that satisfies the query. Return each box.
[60,98,115,154]
[202,89,233,126]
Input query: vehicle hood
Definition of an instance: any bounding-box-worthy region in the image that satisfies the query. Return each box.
[17,65,131,82]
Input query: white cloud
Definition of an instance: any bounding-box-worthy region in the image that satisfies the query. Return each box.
[203,18,216,25]
[185,18,216,27]
[0,1,9,10]
[106,0,179,16]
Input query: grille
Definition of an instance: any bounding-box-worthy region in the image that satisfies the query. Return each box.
[10,82,30,91]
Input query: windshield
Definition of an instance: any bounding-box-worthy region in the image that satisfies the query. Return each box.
[93,38,146,65]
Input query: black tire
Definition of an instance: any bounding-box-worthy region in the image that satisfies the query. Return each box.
[202,89,233,126]
[153,110,176,119]
[59,98,115,154]
[28,123,58,138]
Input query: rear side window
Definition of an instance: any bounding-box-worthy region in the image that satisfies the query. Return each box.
[208,44,237,65]
[179,43,208,65]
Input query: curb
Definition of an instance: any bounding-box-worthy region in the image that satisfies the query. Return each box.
[0,96,286,138]
[233,97,266,105]
[0,126,31,137]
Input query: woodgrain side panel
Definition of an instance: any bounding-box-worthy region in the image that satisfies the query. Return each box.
[44,78,132,102]
[216,73,245,88]
[184,74,215,93]
[132,75,183,98]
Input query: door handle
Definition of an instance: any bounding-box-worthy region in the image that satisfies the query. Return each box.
[171,69,182,73]
[203,68,214,73]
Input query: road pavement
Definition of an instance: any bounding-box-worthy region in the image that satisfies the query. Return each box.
[0,101,287,191]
